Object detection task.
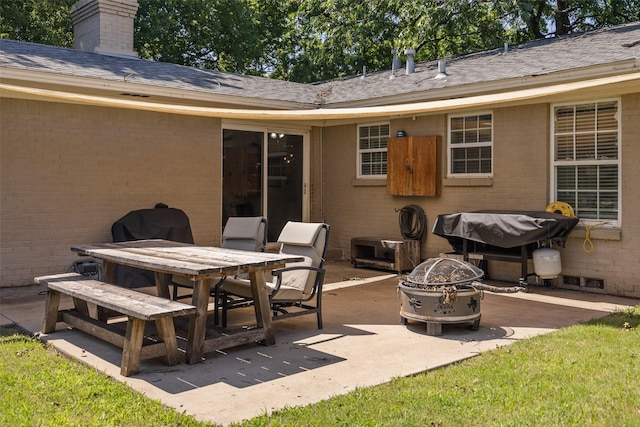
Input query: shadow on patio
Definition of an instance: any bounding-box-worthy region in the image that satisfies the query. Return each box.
[1,260,638,426]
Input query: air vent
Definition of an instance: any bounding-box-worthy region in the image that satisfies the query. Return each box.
[563,275,581,286]
[562,275,604,290]
[120,93,150,98]
[584,277,604,289]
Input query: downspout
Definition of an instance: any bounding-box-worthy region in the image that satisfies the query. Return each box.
[319,126,324,222]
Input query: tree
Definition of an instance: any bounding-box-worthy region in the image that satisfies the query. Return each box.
[493,0,640,39]
[268,0,509,82]
[2,0,638,82]
[0,0,75,47]
[391,0,508,61]
[266,0,403,82]
[135,0,271,73]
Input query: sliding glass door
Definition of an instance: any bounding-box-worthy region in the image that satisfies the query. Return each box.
[222,128,307,241]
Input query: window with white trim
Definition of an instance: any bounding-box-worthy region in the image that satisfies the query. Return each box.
[448,113,493,176]
[552,100,620,224]
[357,123,389,178]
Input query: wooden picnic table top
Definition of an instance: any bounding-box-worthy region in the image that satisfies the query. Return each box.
[72,239,303,279]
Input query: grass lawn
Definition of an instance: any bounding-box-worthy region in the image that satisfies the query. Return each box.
[1,307,639,426]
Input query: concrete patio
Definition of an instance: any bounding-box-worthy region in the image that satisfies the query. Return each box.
[1,260,638,426]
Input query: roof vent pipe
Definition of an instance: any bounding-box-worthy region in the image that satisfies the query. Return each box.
[390,49,401,79]
[405,49,416,75]
[434,59,448,79]
[503,42,509,54]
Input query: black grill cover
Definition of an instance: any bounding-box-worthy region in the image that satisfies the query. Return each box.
[432,210,579,252]
[111,206,194,287]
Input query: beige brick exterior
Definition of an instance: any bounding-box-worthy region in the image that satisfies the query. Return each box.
[1,98,221,286]
[2,93,639,298]
[321,94,640,298]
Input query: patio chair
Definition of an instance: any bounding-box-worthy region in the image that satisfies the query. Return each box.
[219,221,330,329]
[171,217,268,324]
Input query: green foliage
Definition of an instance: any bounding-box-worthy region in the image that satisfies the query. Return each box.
[135,0,268,73]
[492,0,640,39]
[0,0,75,47]
[2,0,639,81]
[267,0,400,82]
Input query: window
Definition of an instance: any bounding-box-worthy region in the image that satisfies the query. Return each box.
[552,100,620,224]
[357,123,389,178]
[448,113,493,176]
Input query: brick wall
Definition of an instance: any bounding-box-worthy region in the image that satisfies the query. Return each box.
[0,99,220,286]
[3,93,639,297]
[321,95,640,298]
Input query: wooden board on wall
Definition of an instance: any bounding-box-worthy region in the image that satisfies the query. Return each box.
[386,135,441,196]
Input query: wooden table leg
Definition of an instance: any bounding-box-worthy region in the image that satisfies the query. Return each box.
[154,272,171,299]
[98,261,116,322]
[186,278,212,364]
[249,269,275,345]
[153,271,171,299]
[102,261,115,283]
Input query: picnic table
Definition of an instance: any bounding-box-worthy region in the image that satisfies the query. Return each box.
[71,239,303,364]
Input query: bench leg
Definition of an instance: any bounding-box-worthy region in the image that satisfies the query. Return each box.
[121,317,145,377]
[42,290,61,334]
[155,317,179,366]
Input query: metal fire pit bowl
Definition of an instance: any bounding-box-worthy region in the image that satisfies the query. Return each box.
[398,257,525,336]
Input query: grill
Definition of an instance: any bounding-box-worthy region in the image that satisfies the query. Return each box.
[398,257,526,335]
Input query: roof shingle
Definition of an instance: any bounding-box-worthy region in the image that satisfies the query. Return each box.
[1,21,638,108]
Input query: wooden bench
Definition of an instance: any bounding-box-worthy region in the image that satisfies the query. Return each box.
[35,273,196,376]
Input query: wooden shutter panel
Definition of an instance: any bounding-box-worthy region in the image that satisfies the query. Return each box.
[386,136,441,196]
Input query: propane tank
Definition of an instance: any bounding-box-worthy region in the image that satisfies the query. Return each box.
[533,248,562,279]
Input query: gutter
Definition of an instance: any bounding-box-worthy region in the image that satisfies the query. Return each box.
[0,67,317,111]
[2,72,639,124]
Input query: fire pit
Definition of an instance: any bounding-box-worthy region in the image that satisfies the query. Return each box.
[398,257,526,335]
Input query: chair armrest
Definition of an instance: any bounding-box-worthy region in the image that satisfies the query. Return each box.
[270,266,325,293]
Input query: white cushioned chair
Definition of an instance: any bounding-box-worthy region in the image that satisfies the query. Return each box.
[171,216,267,326]
[219,221,330,329]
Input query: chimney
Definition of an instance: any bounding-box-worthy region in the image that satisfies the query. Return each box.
[70,0,139,58]
[404,49,416,75]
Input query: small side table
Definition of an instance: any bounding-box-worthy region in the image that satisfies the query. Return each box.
[351,237,420,273]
